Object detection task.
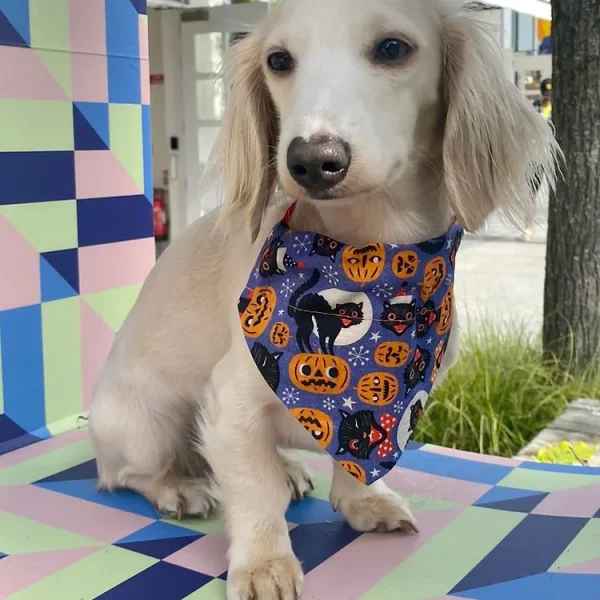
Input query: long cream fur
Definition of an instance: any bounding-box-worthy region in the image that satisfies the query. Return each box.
[89,2,559,599]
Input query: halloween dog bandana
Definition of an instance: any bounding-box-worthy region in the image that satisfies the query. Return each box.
[239,204,463,485]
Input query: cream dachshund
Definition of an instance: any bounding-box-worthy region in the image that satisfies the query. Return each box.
[89,1,558,598]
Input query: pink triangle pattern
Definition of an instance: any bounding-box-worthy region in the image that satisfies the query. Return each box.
[0,46,69,101]
[0,547,99,598]
[80,302,115,411]
[559,559,600,575]
[75,151,143,200]
[0,215,41,311]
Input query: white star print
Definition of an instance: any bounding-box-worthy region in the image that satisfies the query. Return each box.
[390,244,399,249]
[278,309,285,316]
[342,397,356,410]
[370,468,381,478]
[393,452,400,460]
[298,273,304,280]
[370,331,382,343]
[447,239,453,249]
[411,331,416,339]
[427,337,433,345]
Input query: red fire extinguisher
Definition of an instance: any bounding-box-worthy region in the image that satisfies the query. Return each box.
[153,188,169,242]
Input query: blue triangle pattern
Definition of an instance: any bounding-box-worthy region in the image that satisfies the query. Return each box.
[117,535,202,560]
[0,0,30,47]
[35,479,160,519]
[36,459,98,484]
[0,10,28,47]
[73,105,109,151]
[40,257,78,303]
[478,494,548,514]
[475,485,547,505]
[74,102,110,148]
[129,0,147,15]
[118,521,204,544]
[41,249,80,294]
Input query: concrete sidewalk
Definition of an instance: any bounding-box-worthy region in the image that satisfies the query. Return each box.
[455,212,547,335]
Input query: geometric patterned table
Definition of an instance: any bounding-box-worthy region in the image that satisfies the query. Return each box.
[1,429,600,599]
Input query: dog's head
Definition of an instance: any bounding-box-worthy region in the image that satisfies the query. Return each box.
[215,0,559,238]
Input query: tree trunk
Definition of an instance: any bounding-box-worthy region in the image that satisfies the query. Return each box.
[544,1,600,372]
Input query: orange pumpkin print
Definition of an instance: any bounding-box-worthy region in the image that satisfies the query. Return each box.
[392,250,420,279]
[419,257,446,301]
[339,460,367,484]
[374,342,411,368]
[270,322,291,348]
[240,287,277,338]
[289,353,351,395]
[436,284,454,335]
[342,244,386,284]
[431,339,448,383]
[357,372,399,406]
[290,407,334,448]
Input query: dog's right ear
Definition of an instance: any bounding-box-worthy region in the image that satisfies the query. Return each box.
[217,31,279,241]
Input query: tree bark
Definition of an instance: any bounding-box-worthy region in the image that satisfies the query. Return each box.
[544,1,600,372]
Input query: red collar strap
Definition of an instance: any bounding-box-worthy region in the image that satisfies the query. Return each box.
[282,201,298,227]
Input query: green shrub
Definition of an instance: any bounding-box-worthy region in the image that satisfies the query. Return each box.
[414,323,600,457]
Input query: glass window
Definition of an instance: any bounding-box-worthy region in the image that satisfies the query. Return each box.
[198,126,221,165]
[196,78,224,120]
[194,32,223,74]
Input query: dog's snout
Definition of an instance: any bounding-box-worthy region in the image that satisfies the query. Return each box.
[287,136,351,196]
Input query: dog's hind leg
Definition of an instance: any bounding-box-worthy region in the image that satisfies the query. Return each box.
[90,381,217,519]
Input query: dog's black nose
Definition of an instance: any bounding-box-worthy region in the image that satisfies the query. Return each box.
[287,136,351,196]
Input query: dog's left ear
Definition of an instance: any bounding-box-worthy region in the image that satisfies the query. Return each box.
[217,29,279,241]
[441,9,560,232]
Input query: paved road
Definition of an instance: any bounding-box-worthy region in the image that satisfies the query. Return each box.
[455,209,548,336]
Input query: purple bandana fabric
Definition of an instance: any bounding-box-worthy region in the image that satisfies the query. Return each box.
[238,207,463,485]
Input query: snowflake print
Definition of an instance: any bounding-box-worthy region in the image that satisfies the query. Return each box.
[393,401,405,414]
[253,266,260,279]
[323,397,336,411]
[293,235,311,254]
[282,388,300,406]
[280,278,296,298]
[321,265,340,286]
[373,283,394,299]
[348,346,370,367]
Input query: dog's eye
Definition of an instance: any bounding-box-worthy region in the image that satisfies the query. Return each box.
[374,38,414,64]
[267,50,294,73]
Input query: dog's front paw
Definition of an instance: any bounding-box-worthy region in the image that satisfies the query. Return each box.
[335,488,418,534]
[227,554,303,600]
[280,452,315,501]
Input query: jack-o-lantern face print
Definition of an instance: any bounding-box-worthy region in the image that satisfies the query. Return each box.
[374,342,411,367]
[431,339,448,382]
[240,287,277,338]
[357,373,399,406]
[289,353,351,395]
[436,284,454,335]
[342,244,386,284]
[392,250,420,279]
[419,257,446,301]
[270,322,290,348]
[290,407,334,448]
[339,460,367,484]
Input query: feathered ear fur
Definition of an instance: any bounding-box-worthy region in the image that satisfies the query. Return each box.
[216,30,279,240]
[441,7,560,232]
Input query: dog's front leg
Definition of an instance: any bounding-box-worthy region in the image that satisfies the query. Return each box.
[206,356,303,600]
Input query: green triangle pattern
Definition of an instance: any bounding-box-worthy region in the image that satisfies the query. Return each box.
[83,285,143,333]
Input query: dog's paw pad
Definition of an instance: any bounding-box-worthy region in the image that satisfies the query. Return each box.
[282,456,315,501]
[156,480,218,519]
[340,491,418,534]
[227,554,303,600]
